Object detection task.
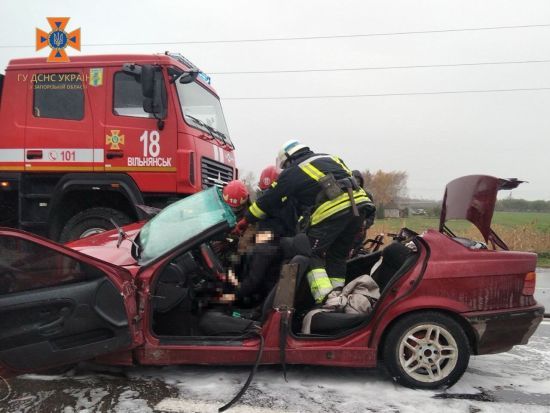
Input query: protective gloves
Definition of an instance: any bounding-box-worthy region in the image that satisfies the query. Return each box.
[231,217,249,236]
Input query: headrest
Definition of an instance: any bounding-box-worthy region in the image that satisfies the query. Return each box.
[382,242,414,268]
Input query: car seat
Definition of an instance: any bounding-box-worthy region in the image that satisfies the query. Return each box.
[306,242,417,335]
[370,242,415,292]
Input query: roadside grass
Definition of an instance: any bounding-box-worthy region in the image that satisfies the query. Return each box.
[537,252,550,268]
[369,211,550,268]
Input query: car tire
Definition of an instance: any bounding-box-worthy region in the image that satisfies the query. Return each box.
[59,207,132,243]
[383,311,470,389]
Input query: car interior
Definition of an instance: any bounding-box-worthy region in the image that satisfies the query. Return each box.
[150,230,421,340]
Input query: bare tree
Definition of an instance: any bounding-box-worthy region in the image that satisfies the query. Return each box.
[240,171,258,201]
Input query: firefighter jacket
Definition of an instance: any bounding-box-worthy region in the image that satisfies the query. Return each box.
[246,150,372,226]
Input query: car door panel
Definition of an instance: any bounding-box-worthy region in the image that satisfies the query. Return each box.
[0,229,140,375]
[0,278,130,371]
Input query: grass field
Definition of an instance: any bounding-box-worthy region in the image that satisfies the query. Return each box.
[369,211,550,267]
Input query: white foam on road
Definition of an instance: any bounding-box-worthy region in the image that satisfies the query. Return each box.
[155,399,297,413]
[143,330,550,413]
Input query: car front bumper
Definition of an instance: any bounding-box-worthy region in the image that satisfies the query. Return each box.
[465,305,545,355]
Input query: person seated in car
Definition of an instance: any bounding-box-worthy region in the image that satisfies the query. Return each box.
[218,228,283,307]
[212,180,276,306]
[219,171,302,307]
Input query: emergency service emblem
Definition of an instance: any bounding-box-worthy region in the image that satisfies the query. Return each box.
[89,68,103,87]
[36,17,81,63]
[106,130,125,150]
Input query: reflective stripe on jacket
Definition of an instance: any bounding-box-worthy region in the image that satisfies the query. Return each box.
[245,150,372,226]
[298,155,371,225]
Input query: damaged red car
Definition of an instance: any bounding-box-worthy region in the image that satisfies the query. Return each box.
[0,175,544,391]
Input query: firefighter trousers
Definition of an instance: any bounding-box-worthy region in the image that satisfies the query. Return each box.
[306,209,366,303]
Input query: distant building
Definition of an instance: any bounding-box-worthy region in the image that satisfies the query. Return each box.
[383,202,407,218]
[384,208,400,218]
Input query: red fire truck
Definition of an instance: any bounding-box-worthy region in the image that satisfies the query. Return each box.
[0,52,236,241]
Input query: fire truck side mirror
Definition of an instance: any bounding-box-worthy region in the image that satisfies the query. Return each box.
[142,65,167,122]
[141,65,155,98]
[178,70,199,84]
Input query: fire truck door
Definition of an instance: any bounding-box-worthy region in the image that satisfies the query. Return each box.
[103,67,177,192]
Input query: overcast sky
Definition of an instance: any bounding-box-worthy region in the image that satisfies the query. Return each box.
[1,0,549,200]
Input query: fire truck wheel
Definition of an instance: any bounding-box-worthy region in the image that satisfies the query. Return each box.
[59,207,132,242]
[382,311,470,390]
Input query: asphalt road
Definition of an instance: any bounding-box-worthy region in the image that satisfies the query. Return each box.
[1,271,549,413]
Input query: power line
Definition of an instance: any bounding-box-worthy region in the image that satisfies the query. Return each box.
[2,23,550,48]
[223,87,550,100]
[210,58,550,75]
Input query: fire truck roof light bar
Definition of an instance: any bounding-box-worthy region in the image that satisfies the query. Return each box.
[166,51,211,84]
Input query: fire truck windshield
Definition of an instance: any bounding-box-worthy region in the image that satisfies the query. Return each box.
[176,81,233,148]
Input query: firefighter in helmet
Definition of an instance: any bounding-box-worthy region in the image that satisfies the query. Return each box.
[235,140,375,304]
[222,180,250,219]
[258,165,279,193]
[255,165,297,238]
[218,180,251,263]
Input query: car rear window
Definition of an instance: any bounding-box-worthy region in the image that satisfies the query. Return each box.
[32,72,84,120]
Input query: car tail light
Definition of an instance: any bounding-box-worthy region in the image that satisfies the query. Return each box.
[522,271,536,295]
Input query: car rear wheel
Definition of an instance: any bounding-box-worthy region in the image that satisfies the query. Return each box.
[383,312,470,389]
[59,207,132,243]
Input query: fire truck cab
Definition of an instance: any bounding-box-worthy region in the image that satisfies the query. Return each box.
[0,52,236,241]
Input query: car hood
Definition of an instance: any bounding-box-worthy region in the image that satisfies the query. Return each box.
[67,222,144,266]
[439,175,523,243]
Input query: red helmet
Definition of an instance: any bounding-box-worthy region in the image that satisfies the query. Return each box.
[258,165,279,190]
[222,180,249,210]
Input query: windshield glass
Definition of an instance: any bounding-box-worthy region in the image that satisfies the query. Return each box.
[176,81,233,147]
[137,187,236,263]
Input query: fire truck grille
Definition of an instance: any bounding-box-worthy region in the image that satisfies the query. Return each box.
[201,157,234,188]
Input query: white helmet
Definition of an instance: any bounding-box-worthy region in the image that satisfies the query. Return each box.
[276,139,309,169]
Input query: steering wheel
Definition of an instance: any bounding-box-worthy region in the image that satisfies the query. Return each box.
[199,243,226,279]
[153,262,190,313]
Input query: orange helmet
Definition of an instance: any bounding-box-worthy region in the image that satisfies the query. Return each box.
[222,180,249,210]
[258,165,279,190]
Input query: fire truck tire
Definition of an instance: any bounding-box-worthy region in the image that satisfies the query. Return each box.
[59,207,132,242]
